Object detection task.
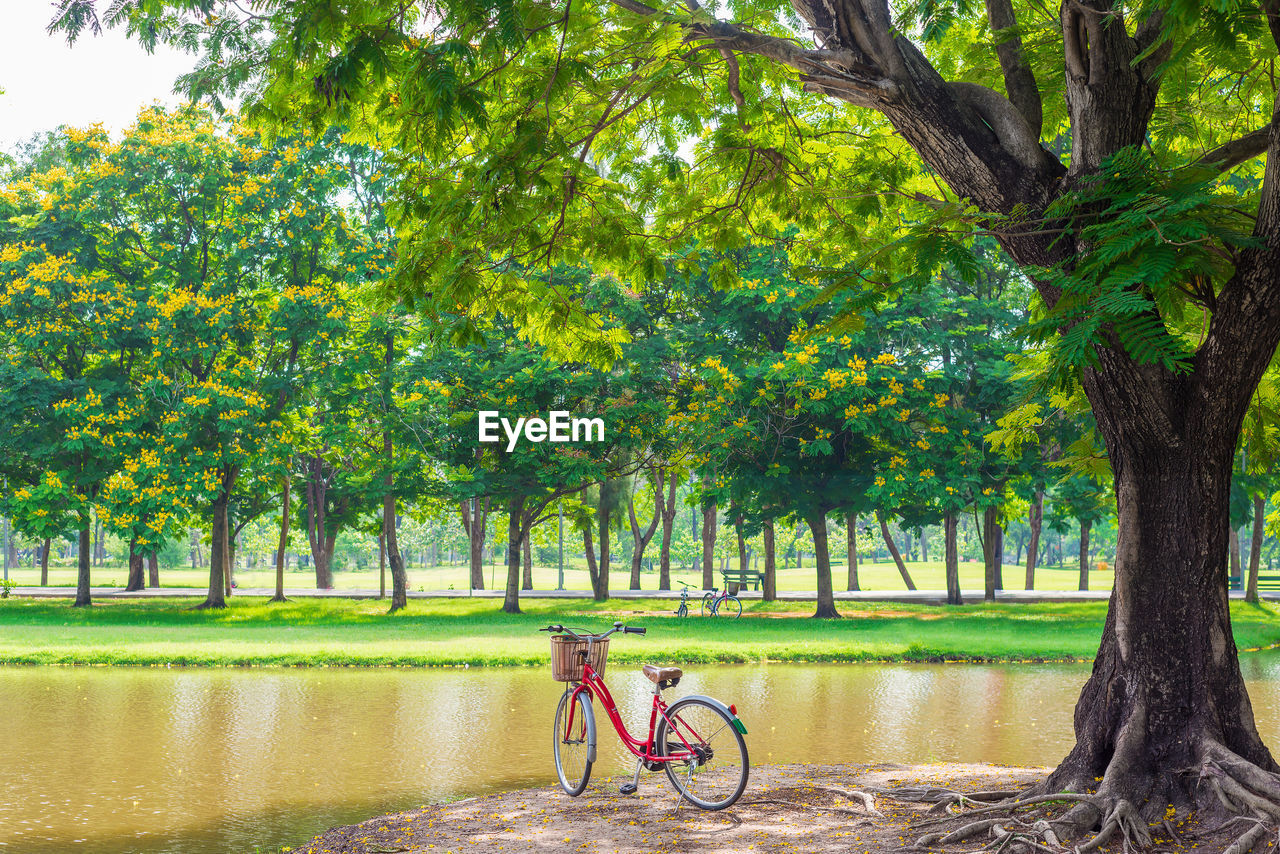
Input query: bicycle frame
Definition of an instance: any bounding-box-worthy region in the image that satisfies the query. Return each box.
[562,648,703,766]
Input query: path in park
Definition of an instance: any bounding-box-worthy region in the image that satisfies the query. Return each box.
[9,586,1274,602]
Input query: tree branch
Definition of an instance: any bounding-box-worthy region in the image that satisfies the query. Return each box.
[1195,125,1274,173]
[982,0,1043,137]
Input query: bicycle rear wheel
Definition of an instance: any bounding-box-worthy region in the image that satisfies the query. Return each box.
[553,689,595,796]
[717,596,742,619]
[656,698,748,809]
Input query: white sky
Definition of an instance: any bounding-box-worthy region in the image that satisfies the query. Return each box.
[0,1,197,152]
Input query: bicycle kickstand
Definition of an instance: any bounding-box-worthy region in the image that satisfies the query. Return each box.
[619,758,643,795]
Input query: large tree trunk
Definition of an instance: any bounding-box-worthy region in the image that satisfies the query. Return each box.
[74,521,91,607]
[385,503,407,613]
[1078,519,1092,591]
[1038,439,1280,829]
[502,495,526,614]
[993,522,1004,590]
[658,470,677,590]
[944,512,962,606]
[1247,493,1265,604]
[147,552,159,588]
[876,509,916,590]
[807,513,838,619]
[272,477,291,603]
[845,513,860,591]
[701,499,717,589]
[1026,489,1043,590]
[762,519,777,602]
[125,538,145,591]
[40,537,50,586]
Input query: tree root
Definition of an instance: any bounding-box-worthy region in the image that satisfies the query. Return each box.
[739,798,874,820]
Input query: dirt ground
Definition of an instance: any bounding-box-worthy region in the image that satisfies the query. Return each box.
[295,762,1260,854]
[295,763,1050,854]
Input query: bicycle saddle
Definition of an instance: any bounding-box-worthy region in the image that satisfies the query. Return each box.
[642,664,683,683]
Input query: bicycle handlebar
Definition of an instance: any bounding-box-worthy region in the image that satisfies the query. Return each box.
[538,623,645,638]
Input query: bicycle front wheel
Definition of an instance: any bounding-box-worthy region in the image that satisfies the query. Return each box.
[553,689,595,796]
[676,601,687,618]
[656,698,749,810]
[701,593,716,616]
[716,596,742,619]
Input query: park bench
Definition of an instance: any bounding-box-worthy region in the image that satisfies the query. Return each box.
[1228,574,1280,591]
[722,567,763,593]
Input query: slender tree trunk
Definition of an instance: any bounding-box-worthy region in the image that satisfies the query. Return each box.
[920,528,929,563]
[93,516,104,567]
[147,552,159,588]
[503,495,526,614]
[596,498,611,601]
[701,500,717,589]
[460,498,488,590]
[658,471,676,590]
[1078,520,1092,591]
[628,479,660,591]
[876,509,916,590]
[944,512,962,606]
[982,505,999,602]
[1230,526,1242,583]
[1026,490,1043,590]
[378,531,386,598]
[224,514,234,597]
[583,526,600,594]
[993,522,1004,590]
[1247,493,1265,604]
[74,521,91,607]
[762,520,777,602]
[40,537,50,586]
[807,513,838,618]
[271,477,291,603]
[735,515,747,591]
[521,532,533,590]
[125,538,145,591]
[846,513,860,591]
[200,496,228,609]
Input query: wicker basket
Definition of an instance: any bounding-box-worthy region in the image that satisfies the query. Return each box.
[550,635,609,682]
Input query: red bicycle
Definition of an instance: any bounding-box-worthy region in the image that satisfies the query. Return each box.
[540,622,749,810]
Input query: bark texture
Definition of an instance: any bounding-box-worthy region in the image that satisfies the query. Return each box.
[877,509,916,590]
[807,513,839,618]
[1247,493,1265,604]
[1025,490,1042,590]
[944,513,962,606]
[762,519,777,601]
[1078,519,1092,592]
[701,499,717,590]
[272,477,291,603]
[846,512,860,591]
[74,522,91,607]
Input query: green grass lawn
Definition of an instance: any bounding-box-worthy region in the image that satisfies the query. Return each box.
[4,557,1117,593]
[1,596,1276,667]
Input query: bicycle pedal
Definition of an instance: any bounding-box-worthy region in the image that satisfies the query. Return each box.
[619,783,638,795]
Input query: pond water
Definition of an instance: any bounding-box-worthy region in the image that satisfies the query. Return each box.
[7,655,1280,853]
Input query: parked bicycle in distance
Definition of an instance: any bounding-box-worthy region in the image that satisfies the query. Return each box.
[702,587,743,619]
[674,580,696,618]
[540,622,749,809]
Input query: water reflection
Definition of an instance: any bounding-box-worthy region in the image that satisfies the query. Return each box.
[4,657,1280,853]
